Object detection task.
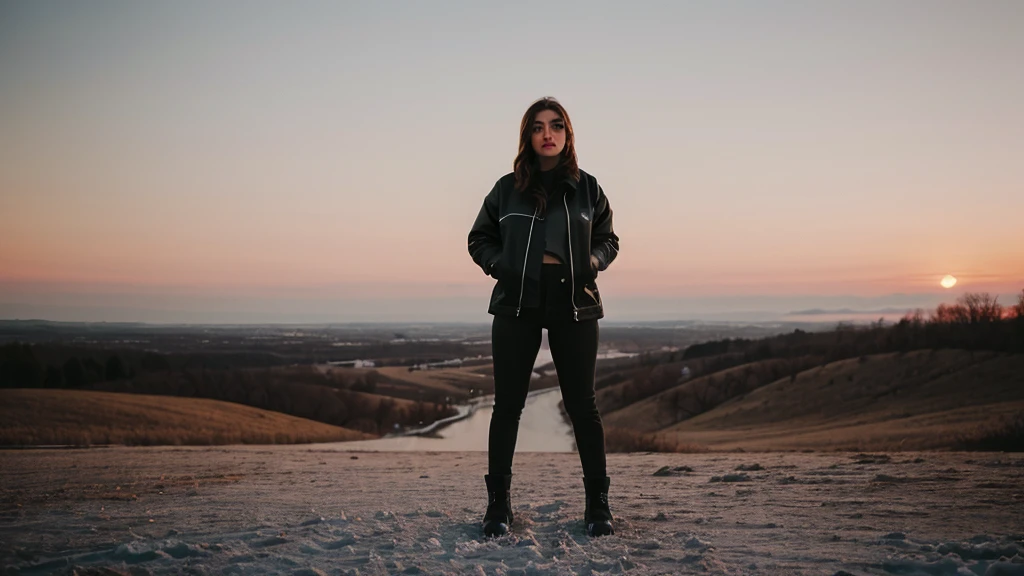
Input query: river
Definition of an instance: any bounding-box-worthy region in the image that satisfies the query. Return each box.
[316,338,636,452]
[319,386,574,452]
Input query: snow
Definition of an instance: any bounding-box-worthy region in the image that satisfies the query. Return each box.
[2,449,1023,575]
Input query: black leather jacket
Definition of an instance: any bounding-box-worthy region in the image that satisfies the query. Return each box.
[468,169,619,321]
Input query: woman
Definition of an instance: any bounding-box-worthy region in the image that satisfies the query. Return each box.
[467,97,620,538]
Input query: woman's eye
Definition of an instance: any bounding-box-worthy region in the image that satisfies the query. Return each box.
[553,124,564,130]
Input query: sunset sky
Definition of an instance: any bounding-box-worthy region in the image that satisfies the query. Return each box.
[1,1,1022,323]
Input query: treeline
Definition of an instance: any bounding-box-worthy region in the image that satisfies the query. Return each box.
[596,353,745,414]
[0,340,485,391]
[0,346,133,389]
[657,356,825,422]
[598,355,823,427]
[597,349,820,414]
[0,344,293,390]
[0,343,430,394]
[682,291,1024,365]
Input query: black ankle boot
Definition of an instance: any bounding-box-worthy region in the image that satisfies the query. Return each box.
[583,476,614,537]
[482,474,513,537]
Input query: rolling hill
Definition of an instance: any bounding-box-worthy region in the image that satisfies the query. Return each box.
[1,389,375,446]
[623,349,1024,451]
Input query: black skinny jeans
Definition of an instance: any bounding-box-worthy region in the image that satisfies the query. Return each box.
[488,261,607,479]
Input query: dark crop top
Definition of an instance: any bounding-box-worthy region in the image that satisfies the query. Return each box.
[538,168,568,264]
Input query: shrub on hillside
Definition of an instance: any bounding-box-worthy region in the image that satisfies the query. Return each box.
[957,412,1024,452]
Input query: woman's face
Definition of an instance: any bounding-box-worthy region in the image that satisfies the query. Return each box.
[530,109,566,160]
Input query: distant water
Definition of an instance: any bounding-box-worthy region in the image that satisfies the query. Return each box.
[318,339,588,452]
[320,387,574,452]
[783,311,911,324]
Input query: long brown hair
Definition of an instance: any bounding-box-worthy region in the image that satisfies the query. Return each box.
[513,97,580,213]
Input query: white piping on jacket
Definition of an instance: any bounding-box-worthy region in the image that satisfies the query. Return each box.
[516,207,538,316]
[500,212,544,222]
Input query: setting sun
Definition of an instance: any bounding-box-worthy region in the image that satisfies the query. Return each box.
[940,275,958,289]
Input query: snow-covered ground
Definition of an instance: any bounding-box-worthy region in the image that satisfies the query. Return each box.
[2,448,1022,575]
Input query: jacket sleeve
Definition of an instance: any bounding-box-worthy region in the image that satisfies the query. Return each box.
[590,181,619,272]
[468,179,503,277]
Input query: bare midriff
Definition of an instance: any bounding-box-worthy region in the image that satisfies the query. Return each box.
[542,253,563,264]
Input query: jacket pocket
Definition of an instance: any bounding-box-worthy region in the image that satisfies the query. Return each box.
[495,257,513,283]
[487,258,502,280]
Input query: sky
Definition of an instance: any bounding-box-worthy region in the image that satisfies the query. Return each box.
[1,0,1022,323]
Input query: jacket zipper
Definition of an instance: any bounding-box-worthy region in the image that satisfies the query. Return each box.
[516,206,538,317]
[563,194,579,321]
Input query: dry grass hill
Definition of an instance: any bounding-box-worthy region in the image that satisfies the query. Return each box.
[606,349,1024,451]
[602,356,822,434]
[0,389,374,446]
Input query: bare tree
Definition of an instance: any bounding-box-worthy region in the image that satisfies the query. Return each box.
[1013,289,1024,319]
[958,293,1002,323]
[931,302,969,324]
